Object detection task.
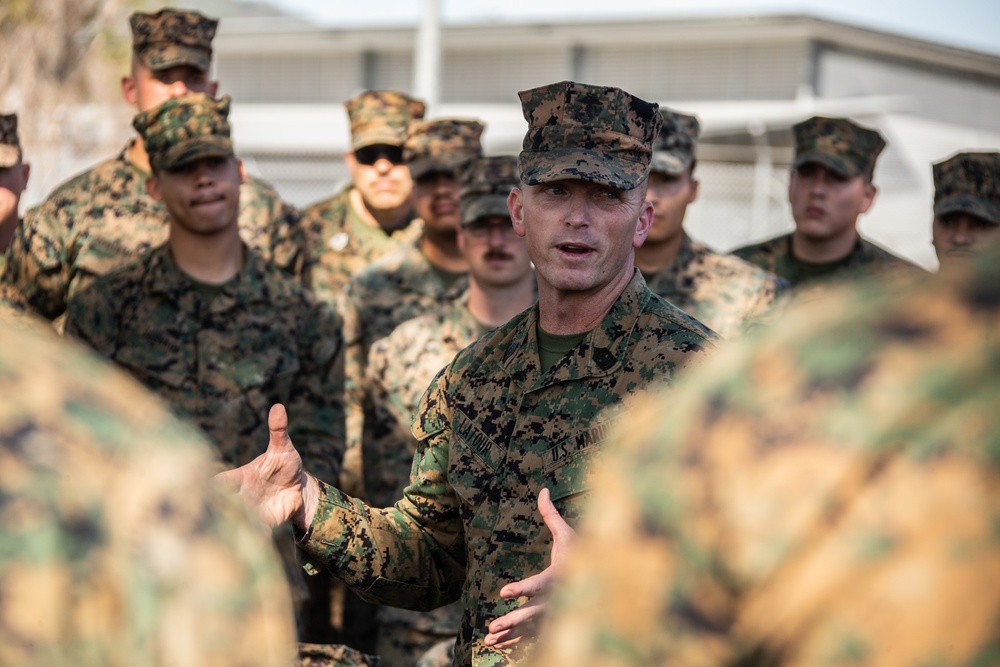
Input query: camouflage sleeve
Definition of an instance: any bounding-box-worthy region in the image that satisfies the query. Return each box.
[298,367,467,612]
[2,201,71,320]
[287,293,347,484]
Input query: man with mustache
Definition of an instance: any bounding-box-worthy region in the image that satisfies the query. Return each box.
[733,116,918,287]
[361,155,535,667]
[931,151,1000,269]
[219,81,716,665]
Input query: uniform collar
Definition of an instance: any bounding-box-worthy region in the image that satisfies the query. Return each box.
[145,243,271,313]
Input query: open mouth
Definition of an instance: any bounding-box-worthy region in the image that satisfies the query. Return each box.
[558,243,592,255]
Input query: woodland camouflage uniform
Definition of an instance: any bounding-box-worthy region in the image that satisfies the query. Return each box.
[294,81,718,666]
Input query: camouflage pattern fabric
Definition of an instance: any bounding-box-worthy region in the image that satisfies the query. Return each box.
[133,93,234,173]
[301,185,423,302]
[0,276,28,313]
[297,271,716,666]
[297,642,380,666]
[933,151,1000,224]
[1,143,306,320]
[347,238,470,353]
[130,8,217,73]
[63,244,345,482]
[644,233,788,338]
[792,116,886,180]
[0,310,296,667]
[415,639,456,667]
[733,232,918,288]
[649,108,699,176]
[345,90,426,151]
[517,81,661,190]
[459,156,519,225]
[404,119,484,180]
[0,112,20,168]
[532,243,1000,667]
[363,303,476,666]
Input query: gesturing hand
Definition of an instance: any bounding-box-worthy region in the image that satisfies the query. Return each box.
[214,404,319,529]
[483,487,576,648]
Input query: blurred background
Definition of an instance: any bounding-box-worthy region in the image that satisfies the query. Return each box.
[2,0,999,268]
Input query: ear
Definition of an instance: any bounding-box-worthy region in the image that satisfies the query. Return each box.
[209,80,220,97]
[508,187,526,238]
[237,158,247,185]
[122,74,138,106]
[689,177,700,204]
[633,200,654,249]
[457,226,467,254]
[859,182,877,215]
[145,174,162,202]
[20,162,30,191]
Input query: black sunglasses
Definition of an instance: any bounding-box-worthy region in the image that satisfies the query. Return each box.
[354,144,405,166]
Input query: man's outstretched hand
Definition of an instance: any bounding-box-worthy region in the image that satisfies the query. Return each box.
[214,404,319,529]
[483,487,576,648]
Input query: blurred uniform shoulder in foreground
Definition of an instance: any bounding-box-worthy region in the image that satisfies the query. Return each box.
[534,241,1000,667]
[0,312,297,667]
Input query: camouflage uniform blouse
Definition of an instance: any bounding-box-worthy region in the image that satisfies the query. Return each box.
[732,232,919,287]
[64,244,345,481]
[348,238,470,353]
[0,310,296,667]
[643,233,788,338]
[298,270,716,666]
[533,251,1000,667]
[2,144,305,319]
[302,184,423,303]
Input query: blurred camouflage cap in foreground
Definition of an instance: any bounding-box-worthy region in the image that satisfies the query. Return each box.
[0,113,20,168]
[459,155,519,225]
[133,93,234,172]
[517,80,661,190]
[933,151,1000,225]
[650,108,700,176]
[130,8,218,73]
[793,115,886,180]
[404,118,485,180]
[345,90,426,151]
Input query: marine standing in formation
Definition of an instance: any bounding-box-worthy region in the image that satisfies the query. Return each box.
[733,115,919,286]
[362,155,535,667]
[302,90,427,302]
[2,9,305,322]
[347,118,484,352]
[219,80,717,666]
[637,108,788,337]
[930,151,1000,269]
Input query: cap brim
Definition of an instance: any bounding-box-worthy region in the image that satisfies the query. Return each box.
[138,45,211,73]
[158,137,234,171]
[352,130,406,151]
[649,151,691,176]
[935,195,1000,225]
[462,194,511,225]
[519,147,648,190]
[409,155,472,180]
[793,151,858,179]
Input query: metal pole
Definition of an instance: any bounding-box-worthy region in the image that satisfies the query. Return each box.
[413,0,441,114]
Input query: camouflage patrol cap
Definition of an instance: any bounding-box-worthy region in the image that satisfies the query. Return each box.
[793,116,886,180]
[130,9,218,73]
[650,109,700,176]
[0,113,20,168]
[933,152,1000,225]
[345,90,427,151]
[133,93,234,172]
[404,118,485,180]
[459,155,519,225]
[517,80,661,190]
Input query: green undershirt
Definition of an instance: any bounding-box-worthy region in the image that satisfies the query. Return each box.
[537,323,588,371]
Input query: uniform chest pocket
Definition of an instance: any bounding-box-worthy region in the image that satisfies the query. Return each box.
[447,412,505,511]
[541,421,614,522]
